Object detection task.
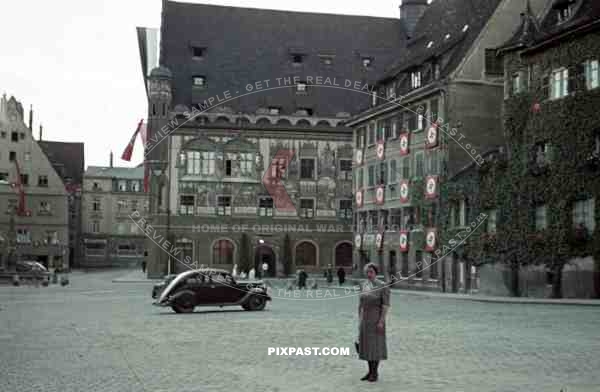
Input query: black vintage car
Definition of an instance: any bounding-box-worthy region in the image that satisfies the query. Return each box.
[152,268,271,313]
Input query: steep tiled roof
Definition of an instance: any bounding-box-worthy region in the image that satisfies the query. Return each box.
[499,0,600,53]
[381,0,503,81]
[160,1,407,117]
[38,141,85,185]
[85,166,144,180]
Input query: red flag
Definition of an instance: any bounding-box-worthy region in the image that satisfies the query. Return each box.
[138,120,147,146]
[121,119,144,161]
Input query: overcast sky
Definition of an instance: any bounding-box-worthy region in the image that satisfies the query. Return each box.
[0,0,404,168]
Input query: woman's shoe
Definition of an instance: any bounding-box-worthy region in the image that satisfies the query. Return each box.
[360,373,371,381]
[367,373,378,382]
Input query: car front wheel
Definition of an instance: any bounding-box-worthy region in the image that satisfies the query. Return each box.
[171,292,195,313]
[244,295,266,311]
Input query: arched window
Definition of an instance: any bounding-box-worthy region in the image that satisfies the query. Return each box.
[295,241,317,265]
[212,239,234,265]
[335,242,352,267]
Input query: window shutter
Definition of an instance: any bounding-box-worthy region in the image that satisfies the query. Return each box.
[568,65,579,93]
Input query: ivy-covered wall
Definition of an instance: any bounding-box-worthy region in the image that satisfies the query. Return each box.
[474,28,600,298]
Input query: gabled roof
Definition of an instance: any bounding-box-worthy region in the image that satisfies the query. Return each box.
[160,1,406,117]
[85,166,144,180]
[381,0,503,81]
[499,0,600,54]
[38,141,85,185]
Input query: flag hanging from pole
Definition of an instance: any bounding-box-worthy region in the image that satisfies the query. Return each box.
[138,120,150,193]
[121,119,144,161]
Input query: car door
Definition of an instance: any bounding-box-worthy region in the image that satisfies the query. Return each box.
[207,272,244,304]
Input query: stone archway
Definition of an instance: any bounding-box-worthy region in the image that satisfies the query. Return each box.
[255,245,276,278]
[334,241,353,268]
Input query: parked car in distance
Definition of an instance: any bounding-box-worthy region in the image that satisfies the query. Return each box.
[153,268,271,313]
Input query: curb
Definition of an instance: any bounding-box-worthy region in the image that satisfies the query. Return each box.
[390,288,600,306]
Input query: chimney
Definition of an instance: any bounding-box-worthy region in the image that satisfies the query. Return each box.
[29,105,33,132]
[110,151,114,168]
[400,0,429,39]
[39,124,43,141]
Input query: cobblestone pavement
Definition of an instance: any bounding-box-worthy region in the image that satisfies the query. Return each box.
[1,270,599,392]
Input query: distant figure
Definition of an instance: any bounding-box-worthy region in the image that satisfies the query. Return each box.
[248,268,256,280]
[141,260,146,273]
[298,269,308,289]
[232,264,238,277]
[337,267,346,285]
[239,271,247,279]
[326,264,333,284]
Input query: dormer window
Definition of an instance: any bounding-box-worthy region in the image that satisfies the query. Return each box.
[445,34,451,40]
[387,85,395,99]
[371,91,377,107]
[320,55,334,65]
[192,76,206,88]
[411,71,422,89]
[268,107,281,115]
[362,57,373,68]
[427,41,434,49]
[512,72,523,94]
[462,24,469,33]
[556,1,576,24]
[296,81,308,93]
[292,54,304,65]
[191,46,205,58]
[295,107,313,116]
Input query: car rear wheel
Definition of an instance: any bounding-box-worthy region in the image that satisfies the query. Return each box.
[244,295,266,311]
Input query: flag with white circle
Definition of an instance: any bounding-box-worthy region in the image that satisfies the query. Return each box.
[400,133,409,155]
[400,180,410,203]
[399,231,409,252]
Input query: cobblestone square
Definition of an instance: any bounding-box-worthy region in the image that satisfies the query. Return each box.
[1,270,599,392]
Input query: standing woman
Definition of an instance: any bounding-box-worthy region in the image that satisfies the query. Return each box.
[358,262,390,382]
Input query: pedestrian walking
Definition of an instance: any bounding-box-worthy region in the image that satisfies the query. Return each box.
[141,260,147,273]
[357,262,390,382]
[298,269,307,289]
[337,267,346,285]
[326,264,333,284]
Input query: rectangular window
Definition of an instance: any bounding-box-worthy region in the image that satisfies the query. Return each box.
[130,200,138,212]
[202,152,216,175]
[91,221,100,233]
[535,205,547,231]
[376,124,384,141]
[368,124,375,145]
[131,181,140,192]
[117,199,128,211]
[415,152,424,177]
[45,231,58,245]
[459,200,468,227]
[585,60,599,90]
[217,196,231,216]
[186,151,201,175]
[300,198,314,218]
[487,209,497,234]
[512,73,522,94]
[534,142,553,167]
[0,172,8,184]
[9,151,16,161]
[296,82,307,93]
[484,48,504,75]
[258,197,274,217]
[16,229,31,244]
[300,158,315,179]
[240,153,254,175]
[417,113,424,130]
[389,160,397,183]
[551,68,569,99]
[428,153,438,174]
[225,160,232,176]
[338,199,352,219]
[339,159,352,180]
[384,119,393,139]
[192,46,205,58]
[357,168,364,189]
[379,162,387,184]
[92,198,101,211]
[180,195,195,215]
[411,71,422,89]
[573,198,595,233]
[368,165,375,187]
[402,157,410,179]
[20,174,28,186]
[11,132,19,142]
[39,201,52,214]
[292,54,304,65]
[118,180,127,192]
